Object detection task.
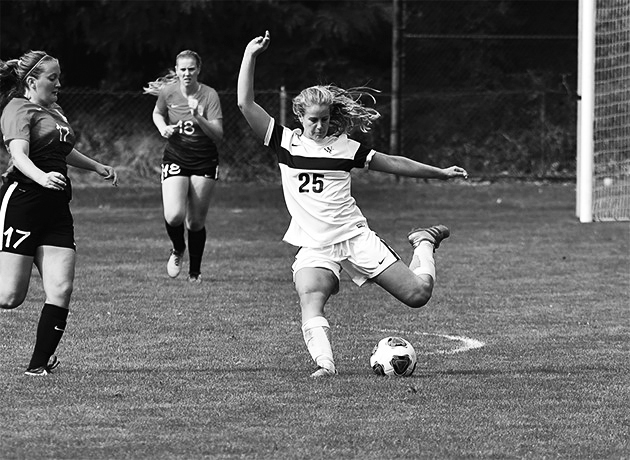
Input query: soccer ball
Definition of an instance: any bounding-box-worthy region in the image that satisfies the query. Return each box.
[370,336,417,377]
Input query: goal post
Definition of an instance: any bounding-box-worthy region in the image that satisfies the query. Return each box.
[577,0,630,222]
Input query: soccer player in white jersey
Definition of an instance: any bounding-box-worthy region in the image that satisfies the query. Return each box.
[238,31,469,378]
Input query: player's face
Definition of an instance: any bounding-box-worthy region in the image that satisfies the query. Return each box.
[27,60,61,107]
[300,104,330,141]
[176,57,200,87]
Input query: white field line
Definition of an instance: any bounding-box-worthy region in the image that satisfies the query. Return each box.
[378,329,485,355]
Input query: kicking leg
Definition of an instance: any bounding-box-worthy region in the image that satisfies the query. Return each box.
[374,225,450,308]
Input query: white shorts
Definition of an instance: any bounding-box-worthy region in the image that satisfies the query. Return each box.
[292,228,400,287]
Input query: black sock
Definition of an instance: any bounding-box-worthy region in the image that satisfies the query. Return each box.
[28,303,68,369]
[188,227,206,276]
[165,221,186,253]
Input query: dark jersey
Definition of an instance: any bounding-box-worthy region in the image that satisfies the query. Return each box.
[1,97,75,184]
[155,83,222,169]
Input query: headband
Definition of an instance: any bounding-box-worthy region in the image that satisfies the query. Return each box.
[22,54,51,82]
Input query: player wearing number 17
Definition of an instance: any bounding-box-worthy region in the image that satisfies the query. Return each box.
[0,51,118,376]
[238,32,469,378]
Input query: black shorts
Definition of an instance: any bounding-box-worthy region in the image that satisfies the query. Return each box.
[161,162,219,182]
[0,181,75,256]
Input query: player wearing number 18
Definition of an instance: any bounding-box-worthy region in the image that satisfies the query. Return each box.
[0,50,118,376]
[238,32,469,378]
[144,50,224,284]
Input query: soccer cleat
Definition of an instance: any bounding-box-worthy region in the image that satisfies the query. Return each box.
[407,225,450,250]
[167,249,184,278]
[25,355,59,376]
[188,273,202,284]
[310,366,338,378]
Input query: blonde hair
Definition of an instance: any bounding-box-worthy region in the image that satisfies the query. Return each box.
[292,85,381,136]
[143,50,203,96]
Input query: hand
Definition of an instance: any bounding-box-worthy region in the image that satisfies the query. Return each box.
[38,171,67,190]
[160,124,178,138]
[99,165,119,186]
[442,166,469,180]
[246,30,271,57]
[188,97,203,118]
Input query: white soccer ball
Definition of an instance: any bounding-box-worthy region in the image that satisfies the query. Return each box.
[370,336,417,377]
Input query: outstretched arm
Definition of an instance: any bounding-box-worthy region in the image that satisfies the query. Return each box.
[237,30,273,141]
[67,149,118,186]
[369,152,468,180]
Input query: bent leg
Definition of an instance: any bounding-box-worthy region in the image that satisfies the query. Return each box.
[0,251,34,309]
[373,259,434,308]
[162,177,188,258]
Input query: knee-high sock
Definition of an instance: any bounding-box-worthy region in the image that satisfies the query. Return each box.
[165,221,186,253]
[187,227,206,276]
[302,316,335,370]
[409,241,436,281]
[28,303,68,369]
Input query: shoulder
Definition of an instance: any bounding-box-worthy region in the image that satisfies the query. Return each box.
[4,97,28,111]
[335,133,362,149]
[200,84,219,99]
[2,98,33,120]
[50,102,65,114]
[159,82,179,97]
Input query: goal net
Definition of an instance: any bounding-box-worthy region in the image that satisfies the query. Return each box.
[578,0,630,221]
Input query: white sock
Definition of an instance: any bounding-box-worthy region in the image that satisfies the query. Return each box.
[301,316,335,370]
[411,241,436,281]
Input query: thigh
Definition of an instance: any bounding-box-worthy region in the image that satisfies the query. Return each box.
[34,245,76,308]
[162,176,190,223]
[372,259,432,303]
[343,230,400,286]
[186,175,216,230]
[0,251,34,308]
[1,182,42,256]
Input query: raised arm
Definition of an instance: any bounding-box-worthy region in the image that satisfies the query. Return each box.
[237,30,273,141]
[369,151,468,180]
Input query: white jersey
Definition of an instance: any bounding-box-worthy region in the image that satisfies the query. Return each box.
[263,118,376,248]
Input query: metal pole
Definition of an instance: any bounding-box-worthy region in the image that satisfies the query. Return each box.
[391,0,402,161]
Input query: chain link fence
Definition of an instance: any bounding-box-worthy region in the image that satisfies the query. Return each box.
[0,37,577,184]
[0,83,577,185]
[37,84,575,186]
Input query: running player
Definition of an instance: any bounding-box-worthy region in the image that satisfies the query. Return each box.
[237,31,469,377]
[144,50,223,283]
[0,51,118,376]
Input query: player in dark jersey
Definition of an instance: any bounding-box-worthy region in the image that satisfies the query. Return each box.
[144,50,223,283]
[0,51,118,376]
[238,32,468,377]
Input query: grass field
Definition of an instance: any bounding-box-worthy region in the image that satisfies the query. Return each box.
[1,180,628,459]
